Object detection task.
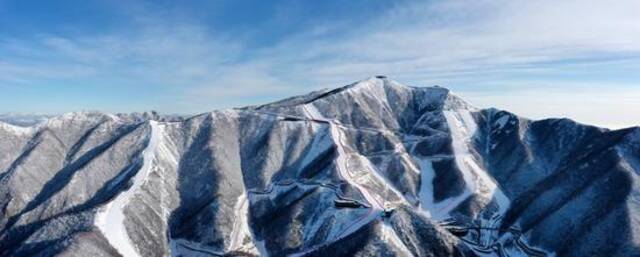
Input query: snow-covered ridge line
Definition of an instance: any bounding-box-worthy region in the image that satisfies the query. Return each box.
[0,121,37,136]
[2,76,636,256]
[0,112,118,135]
[0,110,177,130]
[95,121,161,257]
[248,76,449,112]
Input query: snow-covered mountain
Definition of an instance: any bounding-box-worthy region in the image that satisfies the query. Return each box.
[0,77,638,257]
[0,113,54,127]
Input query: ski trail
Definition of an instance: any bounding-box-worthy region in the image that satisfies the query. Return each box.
[286,104,384,254]
[417,159,435,218]
[302,104,383,210]
[327,113,383,213]
[228,192,264,255]
[381,222,414,257]
[443,110,509,218]
[96,121,160,257]
[287,104,383,257]
[228,192,248,250]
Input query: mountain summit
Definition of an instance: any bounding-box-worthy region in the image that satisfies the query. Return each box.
[0,77,638,257]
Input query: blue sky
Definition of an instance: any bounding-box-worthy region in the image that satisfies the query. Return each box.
[0,0,639,128]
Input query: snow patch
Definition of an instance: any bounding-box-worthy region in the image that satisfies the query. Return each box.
[302,103,324,120]
[0,122,36,136]
[495,115,510,130]
[156,124,180,167]
[228,192,259,254]
[381,222,413,256]
[300,103,384,243]
[417,159,436,218]
[443,110,510,218]
[96,121,160,257]
[298,127,332,169]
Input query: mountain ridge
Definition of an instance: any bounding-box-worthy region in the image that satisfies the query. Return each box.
[0,77,638,257]
[1,77,635,131]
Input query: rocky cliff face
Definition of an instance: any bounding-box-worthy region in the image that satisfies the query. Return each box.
[0,77,638,257]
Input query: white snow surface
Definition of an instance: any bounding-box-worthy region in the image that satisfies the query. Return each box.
[495,115,510,130]
[381,222,414,257]
[442,109,510,218]
[298,124,332,169]
[417,159,436,218]
[0,121,36,136]
[289,103,387,256]
[326,115,383,220]
[228,192,261,255]
[301,103,324,121]
[96,121,160,257]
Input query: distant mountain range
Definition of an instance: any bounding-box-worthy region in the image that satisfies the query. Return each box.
[0,77,638,257]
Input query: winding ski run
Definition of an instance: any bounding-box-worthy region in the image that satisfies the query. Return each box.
[289,104,390,256]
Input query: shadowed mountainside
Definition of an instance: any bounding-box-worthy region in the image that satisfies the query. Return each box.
[0,77,638,257]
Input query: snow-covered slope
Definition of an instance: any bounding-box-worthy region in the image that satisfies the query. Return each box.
[0,77,638,257]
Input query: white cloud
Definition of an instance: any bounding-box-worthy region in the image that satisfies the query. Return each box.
[266,0,640,80]
[459,82,640,129]
[0,0,639,127]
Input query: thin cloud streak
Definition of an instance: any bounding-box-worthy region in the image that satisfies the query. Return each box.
[0,0,638,128]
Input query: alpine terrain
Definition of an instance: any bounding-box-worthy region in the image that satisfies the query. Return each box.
[0,77,638,257]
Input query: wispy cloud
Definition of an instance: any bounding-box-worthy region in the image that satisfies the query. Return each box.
[0,0,638,127]
[262,0,640,80]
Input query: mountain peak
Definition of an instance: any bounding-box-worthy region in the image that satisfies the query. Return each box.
[1,77,638,257]
[347,76,476,111]
[250,76,455,112]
